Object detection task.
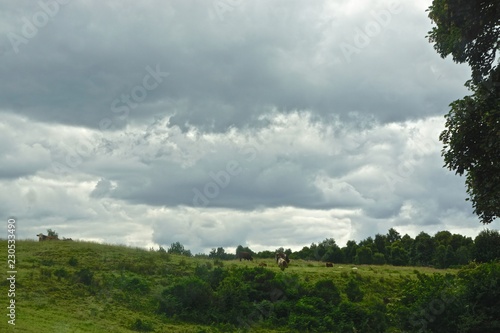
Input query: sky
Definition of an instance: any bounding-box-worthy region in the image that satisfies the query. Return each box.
[1,0,498,254]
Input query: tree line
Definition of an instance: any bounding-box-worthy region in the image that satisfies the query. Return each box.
[166,228,500,269]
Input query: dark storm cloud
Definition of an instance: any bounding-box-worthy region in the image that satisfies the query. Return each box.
[1,0,496,254]
[0,0,470,133]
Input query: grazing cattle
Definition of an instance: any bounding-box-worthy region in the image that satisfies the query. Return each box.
[36,233,59,241]
[278,257,288,271]
[352,267,358,271]
[275,252,290,264]
[258,263,267,267]
[326,262,334,267]
[238,252,253,261]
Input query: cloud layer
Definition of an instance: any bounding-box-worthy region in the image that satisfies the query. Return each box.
[1,0,495,254]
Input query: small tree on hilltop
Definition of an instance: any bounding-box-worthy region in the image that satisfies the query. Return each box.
[167,242,192,257]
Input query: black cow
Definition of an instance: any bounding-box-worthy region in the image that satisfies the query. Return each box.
[238,251,253,261]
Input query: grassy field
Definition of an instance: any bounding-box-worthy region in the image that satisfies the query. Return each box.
[0,240,458,332]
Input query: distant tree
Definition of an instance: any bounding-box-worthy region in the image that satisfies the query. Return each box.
[374,234,388,256]
[386,228,402,244]
[428,0,500,224]
[256,250,275,259]
[355,246,373,265]
[434,230,452,247]
[167,242,192,257]
[295,246,312,260]
[318,238,344,263]
[47,229,58,238]
[450,233,473,251]
[474,229,500,262]
[322,247,344,264]
[373,252,386,265]
[209,247,234,260]
[411,232,435,266]
[342,240,358,264]
[358,237,375,251]
[389,243,408,266]
[401,234,414,252]
[455,245,472,265]
[434,244,449,268]
[236,245,245,255]
[235,245,253,257]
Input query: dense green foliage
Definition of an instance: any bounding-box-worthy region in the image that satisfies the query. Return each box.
[286,228,499,269]
[2,232,499,332]
[393,262,500,332]
[427,0,500,223]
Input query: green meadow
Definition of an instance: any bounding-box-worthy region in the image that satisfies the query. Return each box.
[1,240,498,332]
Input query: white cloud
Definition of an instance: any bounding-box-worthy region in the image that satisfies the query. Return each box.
[0,0,496,254]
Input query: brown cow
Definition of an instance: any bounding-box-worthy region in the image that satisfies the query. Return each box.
[326,262,334,267]
[36,233,59,241]
[238,252,253,261]
[278,257,288,271]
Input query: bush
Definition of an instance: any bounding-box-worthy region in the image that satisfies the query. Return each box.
[158,276,213,322]
[40,267,52,279]
[289,297,333,331]
[54,267,68,280]
[214,275,251,323]
[130,318,154,332]
[345,278,364,302]
[75,268,93,286]
[311,279,341,305]
[68,257,78,266]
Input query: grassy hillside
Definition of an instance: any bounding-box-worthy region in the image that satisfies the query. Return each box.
[0,240,460,333]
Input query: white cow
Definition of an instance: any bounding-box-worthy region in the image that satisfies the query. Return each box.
[278,257,288,271]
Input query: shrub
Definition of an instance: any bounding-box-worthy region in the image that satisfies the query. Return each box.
[311,279,341,305]
[75,268,93,286]
[40,259,54,266]
[68,257,78,266]
[289,297,333,331]
[345,278,364,302]
[54,267,68,280]
[130,318,154,332]
[40,267,52,279]
[158,276,213,322]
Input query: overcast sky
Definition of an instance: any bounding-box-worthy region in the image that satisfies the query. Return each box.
[1,0,498,254]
